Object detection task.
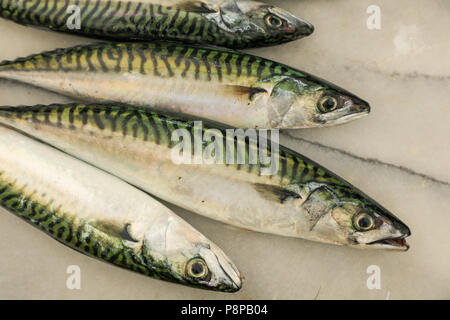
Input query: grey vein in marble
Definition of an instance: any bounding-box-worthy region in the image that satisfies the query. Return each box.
[283,132,450,188]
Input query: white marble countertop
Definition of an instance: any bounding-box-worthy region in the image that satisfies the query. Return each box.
[0,0,448,299]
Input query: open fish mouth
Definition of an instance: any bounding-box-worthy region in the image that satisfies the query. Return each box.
[321,108,370,127]
[367,236,410,251]
[335,110,369,124]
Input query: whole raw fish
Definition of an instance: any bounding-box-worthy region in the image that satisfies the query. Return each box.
[0,103,410,250]
[0,42,370,129]
[0,0,313,48]
[0,123,243,291]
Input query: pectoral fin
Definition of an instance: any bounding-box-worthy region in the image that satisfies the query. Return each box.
[226,85,268,101]
[90,220,138,242]
[252,183,301,203]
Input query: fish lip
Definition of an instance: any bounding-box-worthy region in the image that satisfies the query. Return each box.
[319,106,370,127]
[366,235,410,251]
[344,109,370,123]
[337,101,371,122]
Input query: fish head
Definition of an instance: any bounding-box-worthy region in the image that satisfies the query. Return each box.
[142,218,243,292]
[266,76,371,128]
[219,1,314,44]
[296,183,411,251]
[329,200,411,251]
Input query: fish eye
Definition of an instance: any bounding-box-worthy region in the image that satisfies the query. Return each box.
[265,14,283,28]
[186,258,209,279]
[318,95,339,113]
[353,212,375,231]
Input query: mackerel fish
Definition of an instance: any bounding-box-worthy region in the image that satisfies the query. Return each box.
[0,103,411,250]
[0,41,370,129]
[0,0,313,48]
[0,123,243,291]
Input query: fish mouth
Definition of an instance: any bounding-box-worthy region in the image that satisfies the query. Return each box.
[338,109,369,123]
[320,106,370,127]
[366,236,410,251]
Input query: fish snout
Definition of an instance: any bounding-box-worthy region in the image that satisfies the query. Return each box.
[337,97,371,124]
[352,98,371,115]
[293,20,314,38]
[222,261,245,292]
[200,246,244,292]
[229,271,245,292]
[393,219,411,239]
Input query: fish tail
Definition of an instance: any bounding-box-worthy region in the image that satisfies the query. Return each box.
[0,58,13,80]
[0,106,14,117]
[0,106,22,127]
[0,47,61,79]
[0,56,23,79]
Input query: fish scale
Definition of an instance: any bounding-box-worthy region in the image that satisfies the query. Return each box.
[0,0,313,48]
[0,103,411,250]
[0,41,371,129]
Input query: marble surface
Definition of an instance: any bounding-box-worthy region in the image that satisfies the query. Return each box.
[0,0,449,299]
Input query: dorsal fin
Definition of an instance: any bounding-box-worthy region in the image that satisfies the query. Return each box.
[175,1,217,14]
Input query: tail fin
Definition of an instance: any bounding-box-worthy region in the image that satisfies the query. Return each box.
[0,48,55,78]
[0,57,21,79]
[0,60,11,79]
